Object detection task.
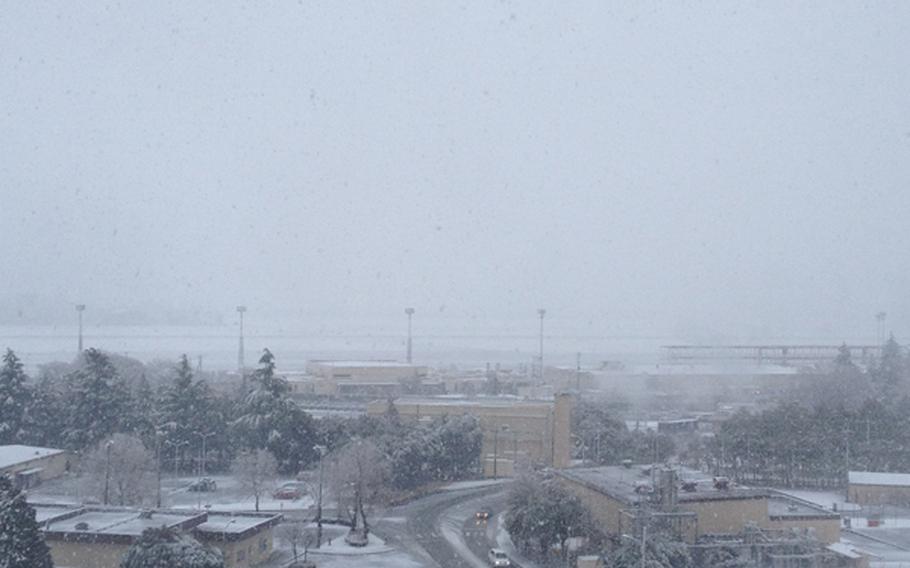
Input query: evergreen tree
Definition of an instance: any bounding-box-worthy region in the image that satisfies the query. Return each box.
[0,474,54,568]
[157,355,221,471]
[234,349,317,474]
[0,349,30,445]
[120,526,222,568]
[63,348,133,450]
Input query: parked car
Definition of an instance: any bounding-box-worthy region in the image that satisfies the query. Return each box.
[475,509,491,521]
[188,478,217,492]
[488,548,511,567]
[273,481,306,500]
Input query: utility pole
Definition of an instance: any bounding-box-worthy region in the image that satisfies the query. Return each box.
[405,308,415,364]
[76,304,86,354]
[537,308,546,382]
[236,306,247,380]
[844,426,851,501]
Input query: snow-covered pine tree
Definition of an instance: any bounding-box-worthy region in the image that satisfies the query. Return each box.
[0,349,30,445]
[0,474,54,568]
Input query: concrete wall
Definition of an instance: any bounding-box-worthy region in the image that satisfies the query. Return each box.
[48,541,129,568]
[679,497,769,535]
[848,483,910,507]
[555,476,626,535]
[768,516,840,544]
[216,530,273,568]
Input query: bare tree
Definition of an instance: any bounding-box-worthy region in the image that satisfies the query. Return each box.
[79,433,156,506]
[327,439,388,546]
[231,448,278,512]
[277,521,314,564]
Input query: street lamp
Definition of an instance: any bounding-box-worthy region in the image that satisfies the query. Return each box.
[314,444,327,547]
[165,440,189,480]
[103,439,114,505]
[405,308,415,364]
[197,432,216,477]
[537,309,546,381]
[76,304,86,354]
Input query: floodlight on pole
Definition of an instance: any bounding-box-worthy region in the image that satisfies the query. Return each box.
[76,304,86,353]
[405,308,415,364]
[537,308,546,382]
[236,306,247,375]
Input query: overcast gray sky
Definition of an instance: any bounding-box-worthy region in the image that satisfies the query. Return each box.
[2,1,909,342]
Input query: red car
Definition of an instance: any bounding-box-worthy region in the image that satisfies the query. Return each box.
[273,482,305,500]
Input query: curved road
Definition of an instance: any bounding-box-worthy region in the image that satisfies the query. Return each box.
[375,482,521,568]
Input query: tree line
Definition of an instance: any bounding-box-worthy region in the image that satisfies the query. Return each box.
[707,338,910,487]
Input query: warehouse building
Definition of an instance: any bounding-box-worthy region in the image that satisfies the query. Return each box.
[0,445,71,489]
[848,471,910,506]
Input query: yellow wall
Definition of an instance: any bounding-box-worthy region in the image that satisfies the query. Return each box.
[215,531,273,568]
[0,452,70,484]
[849,484,910,507]
[48,541,129,568]
[679,497,769,535]
[768,517,840,544]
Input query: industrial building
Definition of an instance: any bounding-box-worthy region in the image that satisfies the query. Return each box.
[366,393,573,475]
[554,465,841,544]
[303,360,431,397]
[33,504,281,568]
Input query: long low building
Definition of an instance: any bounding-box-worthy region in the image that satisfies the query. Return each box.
[848,471,910,506]
[367,393,573,474]
[555,465,840,544]
[33,504,281,568]
[0,445,71,489]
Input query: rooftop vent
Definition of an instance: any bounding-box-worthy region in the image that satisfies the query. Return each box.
[713,476,730,490]
[75,522,89,531]
[139,510,153,519]
[681,481,697,492]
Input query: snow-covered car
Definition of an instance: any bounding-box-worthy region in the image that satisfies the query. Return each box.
[188,478,217,492]
[488,548,511,567]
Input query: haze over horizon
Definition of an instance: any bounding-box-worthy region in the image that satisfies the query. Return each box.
[3,2,909,344]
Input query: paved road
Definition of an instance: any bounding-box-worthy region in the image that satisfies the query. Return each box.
[375,483,512,568]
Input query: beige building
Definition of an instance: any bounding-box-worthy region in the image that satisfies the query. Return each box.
[847,471,910,506]
[0,445,71,489]
[555,466,840,544]
[367,393,573,474]
[305,360,429,397]
[34,505,280,568]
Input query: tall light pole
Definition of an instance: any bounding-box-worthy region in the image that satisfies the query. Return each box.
[405,308,415,364]
[76,304,86,353]
[165,440,189,479]
[103,439,113,505]
[314,444,327,547]
[198,432,216,477]
[537,308,546,382]
[236,306,247,376]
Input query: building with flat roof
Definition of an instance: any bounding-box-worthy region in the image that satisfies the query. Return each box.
[848,471,910,506]
[305,360,430,397]
[34,504,281,568]
[555,465,840,544]
[0,445,71,489]
[366,393,572,475]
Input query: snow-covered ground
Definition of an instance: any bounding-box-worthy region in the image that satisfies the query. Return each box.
[268,522,424,568]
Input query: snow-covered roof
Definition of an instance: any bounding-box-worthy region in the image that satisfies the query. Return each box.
[0,445,65,470]
[848,471,910,487]
[310,360,417,368]
[827,542,864,559]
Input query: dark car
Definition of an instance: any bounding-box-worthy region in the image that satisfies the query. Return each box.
[188,478,217,492]
[475,509,491,521]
